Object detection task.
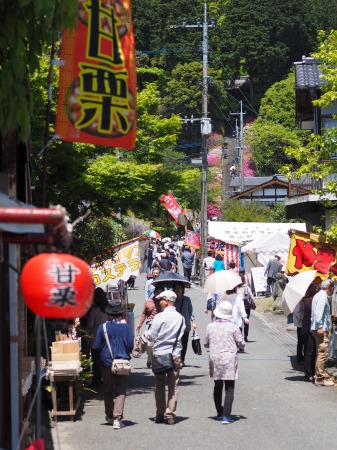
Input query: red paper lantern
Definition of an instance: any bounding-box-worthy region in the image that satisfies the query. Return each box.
[20,253,94,319]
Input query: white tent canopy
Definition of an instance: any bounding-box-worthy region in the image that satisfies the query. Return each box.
[208,221,306,245]
[241,232,290,266]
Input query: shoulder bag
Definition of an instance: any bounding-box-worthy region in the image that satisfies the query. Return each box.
[103,323,131,376]
[243,286,256,310]
[152,318,184,374]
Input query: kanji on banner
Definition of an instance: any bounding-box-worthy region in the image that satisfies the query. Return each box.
[185,231,201,248]
[55,0,137,150]
[91,241,140,288]
[286,230,337,279]
[159,192,183,223]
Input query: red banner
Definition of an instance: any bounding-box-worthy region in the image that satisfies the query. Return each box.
[185,231,201,248]
[55,0,137,150]
[159,192,183,223]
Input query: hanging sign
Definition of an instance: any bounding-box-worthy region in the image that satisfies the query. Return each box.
[159,192,183,223]
[55,0,137,150]
[20,253,94,319]
[286,230,337,279]
[91,241,140,288]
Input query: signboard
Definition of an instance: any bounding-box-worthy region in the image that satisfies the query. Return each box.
[286,230,337,279]
[91,241,140,288]
[251,267,266,294]
[55,0,137,150]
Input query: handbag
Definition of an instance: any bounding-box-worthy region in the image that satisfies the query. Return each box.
[103,323,131,376]
[206,297,216,311]
[152,318,184,374]
[243,286,256,310]
[191,330,202,355]
[132,332,144,358]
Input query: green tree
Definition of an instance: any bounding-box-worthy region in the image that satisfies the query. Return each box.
[220,199,270,222]
[283,30,337,238]
[0,0,77,141]
[218,0,319,101]
[247,119,302,175]
[259,72,297,130]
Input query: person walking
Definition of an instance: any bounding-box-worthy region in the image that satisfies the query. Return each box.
[204,300,245,424]
[135,285,165,368]
[173,282,197,367]
[94,301,133,429]
[142,290,186,425]
[264,255,283,296]
[311,279,335,387]
[213,254,226,272]
[86,287,109,386]
[237,270,254,342]
[293,299,304,363]
[301,283,317,382]
[203,251,215,278]
[181,246,194,281]
[144,268,160,300]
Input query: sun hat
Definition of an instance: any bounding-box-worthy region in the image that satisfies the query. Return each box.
[105,301,126,315]
[156,290,177,303]
[320,279,334,289]
[213,301,233,319]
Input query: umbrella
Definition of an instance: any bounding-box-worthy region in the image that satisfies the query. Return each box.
[283,270,318,312]
[152,271,191,288]
[204,270,242,294]
[143,230,161,239]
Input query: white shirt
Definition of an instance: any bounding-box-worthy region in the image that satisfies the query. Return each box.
[225,293,247,327]
[143,306,186,356]
[204,256,215,269]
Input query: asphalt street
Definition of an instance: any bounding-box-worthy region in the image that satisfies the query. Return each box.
[51,274,337,450]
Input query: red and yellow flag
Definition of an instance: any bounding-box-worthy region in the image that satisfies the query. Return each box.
[286,230,337,279]
[55,0,137,150]
[159,192,183,223]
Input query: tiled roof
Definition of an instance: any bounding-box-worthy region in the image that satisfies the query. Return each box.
[294,57,323,89]
[230,175,286,188]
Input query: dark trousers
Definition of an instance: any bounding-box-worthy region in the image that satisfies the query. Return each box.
[181,330,189,363]
[266,277,275,296]
[183,267,192,281]
[213,380,235,417]
[244,307,251,339]
[91,347,102,385]
[303,332,316,378]
[297,327,305,362]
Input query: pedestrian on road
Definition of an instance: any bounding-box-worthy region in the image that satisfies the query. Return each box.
[264,255,282,296]
[94,301,133,429]
[142,290,186,425]
[311,279,335,387]
[293,299,304,363]
[213,254,226,272]
[301,283,317,382]
[181,246,194,281]
[272,272,288,310]
[237,269,254,342]
[146,244,154,273]
[173,282,197,367]
[203,251,215,278]
[135,285,165,368]
[223,285,249,334]
[86,287,109,386]
[204,300,245,424]
[144,268,160,300]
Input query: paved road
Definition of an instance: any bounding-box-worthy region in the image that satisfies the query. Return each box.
[52,275,337,450]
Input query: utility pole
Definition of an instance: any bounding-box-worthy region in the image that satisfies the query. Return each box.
[230,101,246,192]
[171,3,214,286]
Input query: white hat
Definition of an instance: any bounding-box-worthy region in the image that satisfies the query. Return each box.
[320,279,333,289]
[156,290,177,303]
[213,301,233,319]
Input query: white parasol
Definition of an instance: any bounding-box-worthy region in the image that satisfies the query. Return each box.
[283,270,318,312]
[204,270,242,293]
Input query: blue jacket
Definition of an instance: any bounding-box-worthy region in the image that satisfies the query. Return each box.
[94,321,133,367]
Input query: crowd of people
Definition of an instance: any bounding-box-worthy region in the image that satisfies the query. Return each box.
[81,246,337,431]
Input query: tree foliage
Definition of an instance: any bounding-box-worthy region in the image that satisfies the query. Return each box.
[246,119,302,175]
[0,0,77,141]
[220,199,271,222]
